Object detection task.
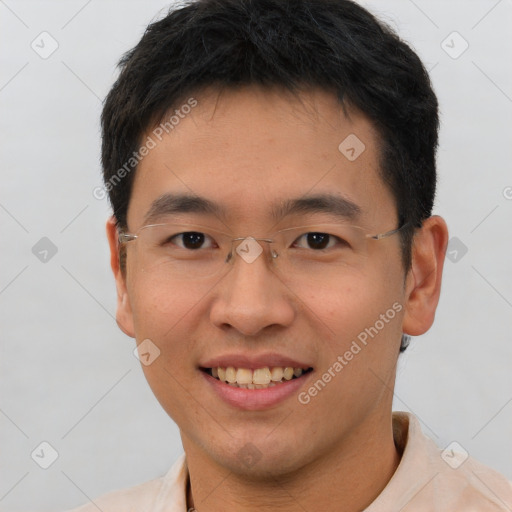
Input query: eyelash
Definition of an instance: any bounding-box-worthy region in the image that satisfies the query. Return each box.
[168,231,347,251]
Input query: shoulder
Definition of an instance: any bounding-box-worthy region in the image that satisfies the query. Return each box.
[368,412,512,511]
[64,477,164,512]
[427,442,512,510]
[62,453,188,512]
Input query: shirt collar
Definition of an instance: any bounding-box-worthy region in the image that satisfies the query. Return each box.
[153,411,512,512]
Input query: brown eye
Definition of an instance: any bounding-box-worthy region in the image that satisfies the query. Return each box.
[169,232,214,250]
[293,232,347,250]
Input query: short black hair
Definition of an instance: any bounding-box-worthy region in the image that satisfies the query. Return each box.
[101,0,439,352]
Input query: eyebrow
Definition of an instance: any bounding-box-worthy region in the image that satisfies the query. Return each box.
[142,192,361,226]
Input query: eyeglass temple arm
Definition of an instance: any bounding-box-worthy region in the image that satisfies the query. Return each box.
[118,232,137,244]
[367,222,410,240]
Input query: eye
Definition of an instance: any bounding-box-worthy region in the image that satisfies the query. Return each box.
[168,231,216,250]
[293,232,349,251]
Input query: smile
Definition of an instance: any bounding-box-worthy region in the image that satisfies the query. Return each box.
[201,366,314,389]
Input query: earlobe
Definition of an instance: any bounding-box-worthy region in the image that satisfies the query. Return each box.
[402,215,449,337]
[106,216,136,338]
[115,293,135,338]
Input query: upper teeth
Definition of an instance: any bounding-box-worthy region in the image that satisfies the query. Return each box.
[212,366,305,385]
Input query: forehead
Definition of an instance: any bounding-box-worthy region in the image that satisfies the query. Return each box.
[127,86,396,230]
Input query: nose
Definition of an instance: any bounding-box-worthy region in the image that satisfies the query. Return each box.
[209,239,295,336]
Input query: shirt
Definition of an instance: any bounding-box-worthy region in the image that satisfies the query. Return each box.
[65,411,512,511]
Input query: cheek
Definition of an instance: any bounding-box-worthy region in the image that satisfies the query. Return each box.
[311,276,390,329]
[127,273,206,385]
[127,275,201,421]
[128,272,193,335]
[311,265,405,359]
[316,281,403,398]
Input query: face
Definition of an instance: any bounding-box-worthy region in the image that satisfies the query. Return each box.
[110,86,429,478]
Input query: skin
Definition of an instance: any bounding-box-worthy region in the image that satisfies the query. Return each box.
[106,85,448,511]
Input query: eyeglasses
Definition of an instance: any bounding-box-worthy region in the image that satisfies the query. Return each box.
[118,221,408,283]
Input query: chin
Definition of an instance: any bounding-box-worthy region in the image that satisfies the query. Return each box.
[205,432,313,480]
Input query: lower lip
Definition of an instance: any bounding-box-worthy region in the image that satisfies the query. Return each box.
[201,370,313,411]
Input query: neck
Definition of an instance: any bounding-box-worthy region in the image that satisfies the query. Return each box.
[183,412,401,512]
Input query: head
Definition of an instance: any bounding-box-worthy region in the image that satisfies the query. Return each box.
[103,0,447,480]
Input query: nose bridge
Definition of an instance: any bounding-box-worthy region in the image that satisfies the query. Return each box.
[229,235,276,265]
[210,236,293,336]
[226,236,279,286]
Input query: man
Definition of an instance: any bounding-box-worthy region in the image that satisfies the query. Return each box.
[68,0,512,510]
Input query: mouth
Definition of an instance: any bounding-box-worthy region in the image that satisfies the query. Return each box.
[200,366,314,389]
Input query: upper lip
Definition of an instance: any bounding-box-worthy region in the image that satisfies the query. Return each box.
[200,352,313,370]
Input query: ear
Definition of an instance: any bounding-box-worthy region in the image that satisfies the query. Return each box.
[402,215,449,336]
[106,216,135,338]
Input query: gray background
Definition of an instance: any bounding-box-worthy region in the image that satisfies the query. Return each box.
[1,0,511,510]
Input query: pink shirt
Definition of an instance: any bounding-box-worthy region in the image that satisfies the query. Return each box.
[65,412,512,511]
